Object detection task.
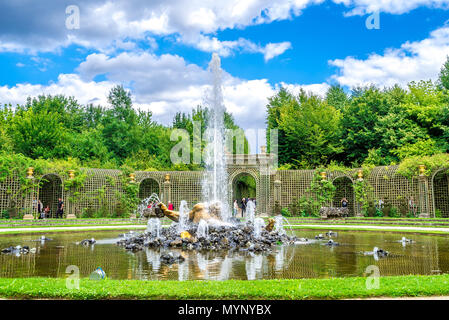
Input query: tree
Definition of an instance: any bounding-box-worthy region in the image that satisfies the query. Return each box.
[438,55,449,90]
[101,85,142,160]
[278,90,342,168]
[326,84,348,111]
[8,108,68,159]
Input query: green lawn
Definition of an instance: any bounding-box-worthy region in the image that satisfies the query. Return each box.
[0,275,448,300]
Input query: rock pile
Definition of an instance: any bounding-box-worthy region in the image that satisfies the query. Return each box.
[116,221,298,253]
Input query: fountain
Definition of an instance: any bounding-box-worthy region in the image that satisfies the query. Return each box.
[246,200,256,224]
[197,219,209,239]
[147,218,161,238]
[253,218,265,238]
[274,215,286,236]
[178,200,190,233]
[202,53,229,222]
[116,54,298,255]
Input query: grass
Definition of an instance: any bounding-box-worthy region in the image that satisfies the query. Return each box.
[0,275,449,300]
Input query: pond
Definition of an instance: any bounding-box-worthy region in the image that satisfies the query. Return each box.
[0,229,447,280]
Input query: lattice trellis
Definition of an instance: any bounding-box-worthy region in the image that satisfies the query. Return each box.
[38,173,63,218]
[1,163,449,218]
[431,169,449,217]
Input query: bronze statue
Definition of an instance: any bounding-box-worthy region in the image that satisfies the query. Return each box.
[144,202,276,232]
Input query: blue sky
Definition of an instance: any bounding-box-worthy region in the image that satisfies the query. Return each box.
[1,1,449,152]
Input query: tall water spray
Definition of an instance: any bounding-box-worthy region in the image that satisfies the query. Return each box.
[246,200,256,224]
[178,200,189,232]
[197,219,209,239]
[202,53,229,221]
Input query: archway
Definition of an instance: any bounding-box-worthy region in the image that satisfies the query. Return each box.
[138,178,160,200]
[332,176,355,216]
[38,174,63,218]
[231,172,257,215]
[432,170,449,217]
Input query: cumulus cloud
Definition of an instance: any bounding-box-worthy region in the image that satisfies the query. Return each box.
[329,25,449,88]
[0,0,320,57]
[0,52,327,131]
[0,74,113,107]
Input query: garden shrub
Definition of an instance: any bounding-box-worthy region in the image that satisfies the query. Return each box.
[280,208,292,217]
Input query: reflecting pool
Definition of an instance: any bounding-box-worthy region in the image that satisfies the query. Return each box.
[0,229,447,280]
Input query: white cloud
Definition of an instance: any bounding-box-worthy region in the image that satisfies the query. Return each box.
[185,35,291,60]
[280,82,330,96]
[329,25,449,88]
[332,0,449,15]
[0,74,113,107]
[0,51,326,133]
[262,42,292,61]
[0,0,319,58]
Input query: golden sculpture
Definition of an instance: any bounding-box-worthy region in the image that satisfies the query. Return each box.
[145,202,275,232]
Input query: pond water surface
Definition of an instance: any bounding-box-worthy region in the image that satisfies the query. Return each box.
[0,229,448,280]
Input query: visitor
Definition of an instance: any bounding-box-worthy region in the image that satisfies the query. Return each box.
[32,197,38,212]
[409,196,417,216]
[168,202,174,211]
[44,205,50,218]
[38,199,43,219]
[57,198,64,218]
[241,198,246,217]
[341,197,348,208]
[233,200,238,217]
[378,198,384,209]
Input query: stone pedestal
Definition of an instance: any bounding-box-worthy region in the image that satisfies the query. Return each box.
[418,175,430,218]
[23,214,34,220]
[66,213,77,219]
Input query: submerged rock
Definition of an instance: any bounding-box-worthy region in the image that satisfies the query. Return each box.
[1,245,36,255]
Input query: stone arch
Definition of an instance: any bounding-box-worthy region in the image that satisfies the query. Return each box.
[432,168,449,217]
[38,173,63,218]
[138,178,161,200]
[331,175,355,216]
[228,170,259,214]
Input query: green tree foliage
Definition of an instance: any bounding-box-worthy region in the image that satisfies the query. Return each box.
[267,61,449,169]
[0,85,248,171]
[267,88,342,168]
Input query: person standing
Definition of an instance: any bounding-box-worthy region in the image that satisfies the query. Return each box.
[44,205,50,219]
[241,198,247,217]
[341,197,348,208]
[409,196,417,216]
[233,200,238,217]
[57,198,64,218]
[38,199,43,219]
